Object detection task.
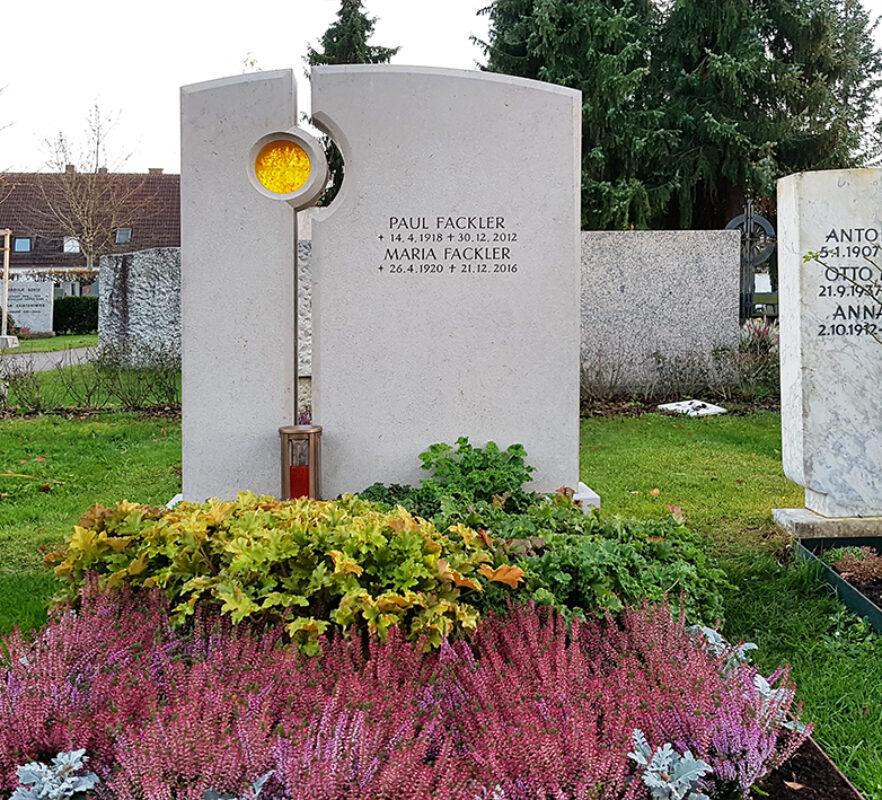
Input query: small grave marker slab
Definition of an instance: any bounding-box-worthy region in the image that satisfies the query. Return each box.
[657,400,727,417]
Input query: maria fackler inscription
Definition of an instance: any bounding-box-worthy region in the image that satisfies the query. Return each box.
[812,227,882,339]
[377,215,521,276]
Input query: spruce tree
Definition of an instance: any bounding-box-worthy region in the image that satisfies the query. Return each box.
[655,0,882,229]
[477,0,676,229]
[477,0,882,230]
[307,0,399,203]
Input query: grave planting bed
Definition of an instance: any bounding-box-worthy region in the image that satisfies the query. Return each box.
[796,537,882,634]
[754,735,865,799]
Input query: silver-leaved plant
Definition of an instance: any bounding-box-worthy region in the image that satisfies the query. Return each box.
[203,771,274,800]
[629,729,713,800]
[12,750,100,800]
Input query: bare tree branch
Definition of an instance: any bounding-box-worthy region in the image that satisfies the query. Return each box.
[32,105,159,269]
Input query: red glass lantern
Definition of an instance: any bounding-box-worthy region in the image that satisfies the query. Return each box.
[279,425,322,499]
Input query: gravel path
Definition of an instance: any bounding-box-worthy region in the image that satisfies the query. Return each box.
[0,347,96,373]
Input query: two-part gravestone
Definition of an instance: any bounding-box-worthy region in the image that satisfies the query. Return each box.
[180,67,587,502]
[774,169,882,536]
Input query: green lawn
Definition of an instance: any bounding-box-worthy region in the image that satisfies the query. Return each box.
[1,410,880,797]
[3,334,97,354]
[0,414,181,633]
[580,411,882,800]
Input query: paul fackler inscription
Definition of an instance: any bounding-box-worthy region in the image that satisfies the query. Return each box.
[812,226,882,339]
[377,214,520,276]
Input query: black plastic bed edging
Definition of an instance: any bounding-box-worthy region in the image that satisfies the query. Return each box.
[795,536,882,634]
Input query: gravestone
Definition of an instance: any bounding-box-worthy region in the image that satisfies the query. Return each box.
[99,248,181,356]
[774,169,882,536]
[580,231,740,393]
[181,67,581,502]
[7,281,53,333]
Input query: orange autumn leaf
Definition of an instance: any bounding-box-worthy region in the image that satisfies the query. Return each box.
[478,563,525,589]
[649,488,660,497]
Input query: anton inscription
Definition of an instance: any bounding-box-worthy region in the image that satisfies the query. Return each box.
[810,230,882,338]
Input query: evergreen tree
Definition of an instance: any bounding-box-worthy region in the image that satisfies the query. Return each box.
[307,0,399,203]
[656,0,882,229]
[477,0,882,230]
[477,0,676,229]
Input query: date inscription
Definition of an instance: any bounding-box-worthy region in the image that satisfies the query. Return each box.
[376,214,521,277]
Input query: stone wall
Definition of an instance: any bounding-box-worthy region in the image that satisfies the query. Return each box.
[101,230,739,398]
[99,248,181,353]
[580,230,741,393]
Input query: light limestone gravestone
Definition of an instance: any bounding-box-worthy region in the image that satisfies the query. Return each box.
[7,281,54,334]
[774,169,882,537]
[181,66,582,502]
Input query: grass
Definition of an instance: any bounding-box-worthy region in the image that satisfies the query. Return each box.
[0,409,880,797]
[0,414,181,633]
[580,411,882,800]
[3,333,97,354]
[1,361,180,412]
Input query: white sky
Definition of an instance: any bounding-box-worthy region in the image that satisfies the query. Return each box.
[2,0,882,174]
[0,0,491,173]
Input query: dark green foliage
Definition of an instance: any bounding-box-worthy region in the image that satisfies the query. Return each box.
[477,0,882,230]
[358,437,537,517]
[358,440,729,625]
[54,296,98,335]
[477,0,673,229]
[654,0,882,229]
[306,0,399,204]
[1,309,18,336]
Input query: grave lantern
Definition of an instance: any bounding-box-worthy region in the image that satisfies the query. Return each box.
[280,425,322,500]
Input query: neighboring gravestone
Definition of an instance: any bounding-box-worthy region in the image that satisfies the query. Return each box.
[580,231,740,392]
[774,169,882,536]
[99,248,181,355]
[181,67,581,501]
[7,281,53,333]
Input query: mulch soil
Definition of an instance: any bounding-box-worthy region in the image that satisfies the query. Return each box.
[826,545,882,610]
[752,737,865,799]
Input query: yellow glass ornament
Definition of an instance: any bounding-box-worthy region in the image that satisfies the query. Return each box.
[254,140,311,194]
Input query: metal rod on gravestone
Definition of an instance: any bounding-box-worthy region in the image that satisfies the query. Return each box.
[1,229,10,337]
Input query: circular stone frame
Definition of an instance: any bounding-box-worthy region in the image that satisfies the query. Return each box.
[248,128,329,210]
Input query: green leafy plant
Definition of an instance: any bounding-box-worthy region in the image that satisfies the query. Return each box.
[358,437,536,517]
[359,441,729,625]
[46,492,523,653]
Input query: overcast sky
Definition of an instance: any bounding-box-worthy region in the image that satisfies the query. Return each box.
[2,0,882,174]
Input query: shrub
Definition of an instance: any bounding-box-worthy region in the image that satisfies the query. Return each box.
[1,308,18,337]
[358,440,730,626]
[53,297,98,335]
[464,500,732,625]
[358,437,537,517]
[94,341,181,409]
[0,584,810,799]
[45,493,522,652]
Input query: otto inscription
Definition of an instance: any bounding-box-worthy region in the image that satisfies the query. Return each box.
[811,228,882,338]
